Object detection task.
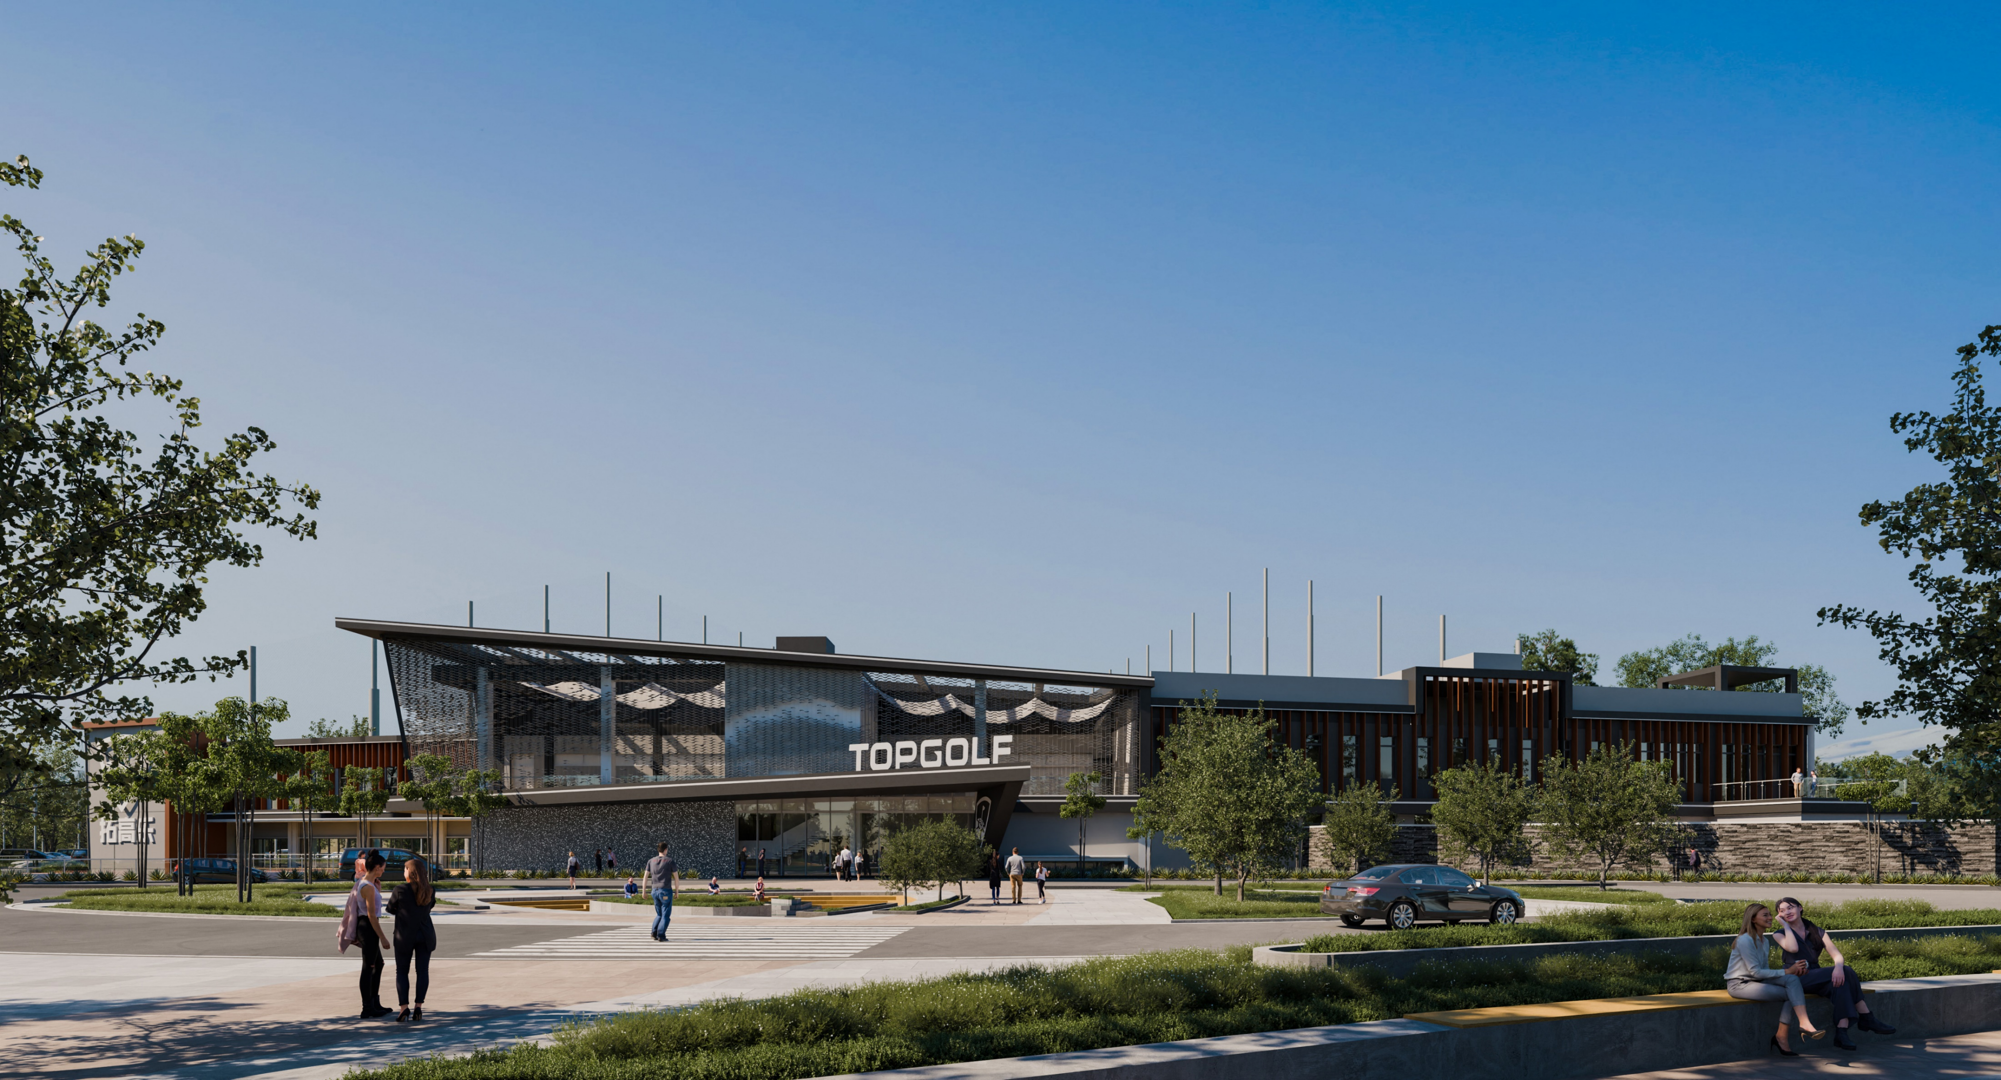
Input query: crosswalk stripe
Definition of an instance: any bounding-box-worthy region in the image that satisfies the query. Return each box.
[474,923,911,959]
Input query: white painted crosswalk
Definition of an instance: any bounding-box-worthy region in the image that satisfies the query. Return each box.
[474,921,911,959]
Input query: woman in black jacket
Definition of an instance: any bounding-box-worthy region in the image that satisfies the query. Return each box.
[386,859,438,1022]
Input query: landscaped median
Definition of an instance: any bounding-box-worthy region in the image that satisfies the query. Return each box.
[350,934,2001,1080]
[43,882,473,917]
[1125,881,1666,920]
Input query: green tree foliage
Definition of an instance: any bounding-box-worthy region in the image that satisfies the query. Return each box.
[1059,771,1106,863]
[1132,694,1325,901]
[1431,759,1534,884]
[1315,782,1399,875]
[284,749,336,880]
[0,742,86,853]
[0,157,318,783]
[878,817,987,904]
[1536,742,1682,890]
[340,762,392,855]
[1516,630,1599,685]
[1615,633,1849,737]
[306,715,371,738]
[1818,326,2001,813]
[1817,752,1965,821]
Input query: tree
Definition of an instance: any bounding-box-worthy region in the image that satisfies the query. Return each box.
[340,763,391,857]
[1134,694,1325,901]
[306,716,370,739]
[1431,758,1535,884]
[0,156,318,784]
[1536,742,1682,890]
[1818,326,2001,812]
[878,817,987,904]
[1517,630,1599,685]
[1818,752,1964,821]
[284,749,336,880]
[1059,771,1106,867]
[1315,782,1399,876]
[1615,634,1849,737]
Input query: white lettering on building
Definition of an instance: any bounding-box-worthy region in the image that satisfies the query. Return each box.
[849,735,1012,772]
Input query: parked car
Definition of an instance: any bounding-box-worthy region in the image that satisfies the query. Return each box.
[54,849,89,860]
[0,848,54,867]
[166,857,269,884]
[18,853,89,872]
[338,848,425,881]
[1318,863,1523,930]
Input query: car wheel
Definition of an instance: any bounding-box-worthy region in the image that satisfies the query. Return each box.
[1386,900,1417,931]
[1340,914,1363,928]
[1491,899,1520,925]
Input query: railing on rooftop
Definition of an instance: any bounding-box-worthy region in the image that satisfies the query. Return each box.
[1710,778,1907,802]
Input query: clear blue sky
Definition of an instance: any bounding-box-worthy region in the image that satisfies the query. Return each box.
[8,4,1996,750]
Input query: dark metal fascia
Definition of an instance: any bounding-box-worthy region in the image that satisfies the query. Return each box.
[335,618,1153,689]
[1572,709,1813,726]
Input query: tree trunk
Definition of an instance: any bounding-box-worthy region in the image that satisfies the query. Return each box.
[1214,869,1223,897]
[1236,866,1248,903]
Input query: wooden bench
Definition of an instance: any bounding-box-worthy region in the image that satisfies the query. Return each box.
[1409,986,1871,1029]
[490,896,592,911]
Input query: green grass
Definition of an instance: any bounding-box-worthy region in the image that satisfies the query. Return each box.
[347,936,2001,1080]
[1296,898,2001,953]
[59,882,340,917]
[1504,885,1673,905]
[1141,887,1331,920]
[592,892,803,907]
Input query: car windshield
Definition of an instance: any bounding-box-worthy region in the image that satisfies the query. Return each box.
[1351,865,1398,880]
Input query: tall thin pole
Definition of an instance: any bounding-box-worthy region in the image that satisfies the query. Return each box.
[1262,569,1269,676]
[1169,629,1175,672]
[605,572,612,637]
[1146,644,1151,673]
[703,616,707,644]
[468,601,474,628]
[370,640,380,736]
[1376,595,1383,676]
[1227,592,1233,675]
[1308,580,1315,677]
[1191,612,1196,672]
[1439,614,1447,664]
[658,596,663,641]
[544,585,550,633]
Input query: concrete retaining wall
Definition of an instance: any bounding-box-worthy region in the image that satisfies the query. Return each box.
[802,973,2001,1080]
[1253,924,2001,979]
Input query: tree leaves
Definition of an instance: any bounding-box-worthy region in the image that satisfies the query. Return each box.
[0,155,319,780]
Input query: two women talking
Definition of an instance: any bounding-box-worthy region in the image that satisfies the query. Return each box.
[1726,899,1895,1054]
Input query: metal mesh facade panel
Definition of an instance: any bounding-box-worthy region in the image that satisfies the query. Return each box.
[383,634,1140,795]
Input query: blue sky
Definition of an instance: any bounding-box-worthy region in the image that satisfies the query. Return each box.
[7,4,1997,750]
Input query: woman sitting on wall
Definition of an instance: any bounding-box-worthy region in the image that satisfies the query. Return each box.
[1726,902,1824,1056]
[1775,896,1895,1051]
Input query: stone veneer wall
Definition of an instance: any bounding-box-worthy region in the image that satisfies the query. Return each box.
[478,799,738,878]
[1310,820,2000,877]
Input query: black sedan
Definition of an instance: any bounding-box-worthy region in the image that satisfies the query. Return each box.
[1319,863,1523,930]
[167,857,269,884]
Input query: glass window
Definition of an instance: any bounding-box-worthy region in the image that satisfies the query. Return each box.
[1341,735,1358,787]
[1352,864,1397,880]
[1435,867,1476,888]
[1379,736,1394,781]
[1522,739,1535,781]
[1416,737,1430,777]
[1451,738,1466,768]
[1397,866,1436,885]
[1487,738,1499,764]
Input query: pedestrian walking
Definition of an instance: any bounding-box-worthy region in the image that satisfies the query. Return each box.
[738,847,748,878]
[566,850,582,889]
[856,849,869,879]
[986,853,1002,904]
[757,847,767,877]
[338,849,393,1019]
[1688,846,1702,876]
[1035,861,1048,903]
[606,849,618,873]
[388,858,437,1023]
[1005,846,1026,904]
[645,842,679,942]
[593,848,604,875]
[839,844,852,882]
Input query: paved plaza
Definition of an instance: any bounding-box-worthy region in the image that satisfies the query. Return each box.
[6,880,2001,1079]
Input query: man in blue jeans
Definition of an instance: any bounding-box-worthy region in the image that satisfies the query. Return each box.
[645,842,678,942]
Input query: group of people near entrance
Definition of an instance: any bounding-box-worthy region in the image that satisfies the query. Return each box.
[337,850,437,1022]
[1726,898,1896,1054]
[985,847,1049,904]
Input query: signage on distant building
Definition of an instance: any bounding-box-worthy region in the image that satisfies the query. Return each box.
[847,735,1014,772]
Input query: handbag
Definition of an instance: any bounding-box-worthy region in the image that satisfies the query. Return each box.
[336,887,360,954]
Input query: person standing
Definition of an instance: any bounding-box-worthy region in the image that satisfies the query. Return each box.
[1005,847,1026,904]
[1035,861,1049,903]
[1809,768,1820,798]
[986,852,1002,904]
[566,850,582,890]
[607,849,618,873]
[388,859,437,1023]
[839,844,853,882]
[593,849,604,875]
[1790,767,1804,799]
[757,847,767,878]
[343,850,393,1019]
[738,847,748,879]
[645,842,678,942]
[856,849,869,880]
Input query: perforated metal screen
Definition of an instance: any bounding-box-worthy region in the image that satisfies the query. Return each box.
[382,635,1141,795]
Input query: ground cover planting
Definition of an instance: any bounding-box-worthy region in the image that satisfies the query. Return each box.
[1138,886,1328,920]
[58,882,343,917]
[1296,898,2001,953]
[352,936,2001,1080]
